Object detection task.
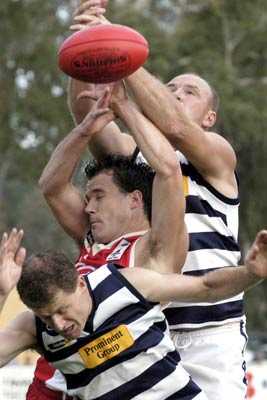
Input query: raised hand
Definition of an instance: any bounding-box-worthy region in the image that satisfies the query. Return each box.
[77,83,111,102]
[109,81,128,108]
[78,80,127,102]
[78,81,128,118]
[0,229,26,297]
[78,87,114,135]
[78,0,108,11]
[245,230,267,278]
[71,0,110,31]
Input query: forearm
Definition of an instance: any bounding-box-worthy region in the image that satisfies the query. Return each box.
[68,78,93,124]
[158,266,261,304]
[202,266,261,302]
[0,312,37,368]
[39,126,91,196]
[148,230,267,303]
[68,79,135,159]
[67,78,106,159]
[113,100,177,174]
[126,69,237,181]
[126,68,187,138]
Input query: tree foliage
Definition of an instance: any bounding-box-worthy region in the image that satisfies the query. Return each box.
[1,0,266,329]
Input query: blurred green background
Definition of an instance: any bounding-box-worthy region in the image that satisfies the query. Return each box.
[1,0,267,331]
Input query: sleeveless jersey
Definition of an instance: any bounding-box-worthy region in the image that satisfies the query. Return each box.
[32,232,145,393]
[35,264,204,400]
[136,151,242,330]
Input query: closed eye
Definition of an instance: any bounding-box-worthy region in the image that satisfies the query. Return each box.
[58,306,68,314]
[166,84,177,93]
[95,194,104,201]
[184,85,200,97]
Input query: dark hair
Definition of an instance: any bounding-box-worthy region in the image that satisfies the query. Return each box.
[17,252,78,309]
[85,154,154,222]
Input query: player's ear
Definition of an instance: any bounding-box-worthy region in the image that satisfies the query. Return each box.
[78,275,87,290]
[202,110,216,129]
[129,190,143,210]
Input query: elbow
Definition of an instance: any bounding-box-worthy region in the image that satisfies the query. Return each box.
[38,174,48,195]
[160,157,181,179]
[38,173,54,198]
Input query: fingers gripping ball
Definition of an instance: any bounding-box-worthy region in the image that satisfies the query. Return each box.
[58,24,149,83]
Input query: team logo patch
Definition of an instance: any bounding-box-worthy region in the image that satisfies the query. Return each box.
[79,325,134,368]
[106,239,131,261]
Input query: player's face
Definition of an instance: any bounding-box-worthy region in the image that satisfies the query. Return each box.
[84,171,135,244]
[166,74,214,127]
[34,278,91,340]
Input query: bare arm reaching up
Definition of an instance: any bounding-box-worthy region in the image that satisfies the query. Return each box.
[68,2,135,160]
[108,83,188,273]
[0,230,37,367]
[39,91,115,244]
[72,2,237,198]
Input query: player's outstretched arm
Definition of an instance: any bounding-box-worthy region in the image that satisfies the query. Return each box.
[126,68,237,196]
[125,230,267,303]
[69,79,136,159]
[72,1,237,196]
[0,311,36,368]
[109,83,188,273]
[68,0,110,128]
[39,90,115,244]
[0,229,36,367]
[68,1,135,160]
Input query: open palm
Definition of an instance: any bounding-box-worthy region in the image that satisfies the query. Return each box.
[245,230,267,278]
[0,229,26,297]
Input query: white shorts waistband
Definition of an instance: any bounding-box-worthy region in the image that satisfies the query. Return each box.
[171,320,245,338]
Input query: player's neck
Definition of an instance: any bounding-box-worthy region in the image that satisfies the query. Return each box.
[131,212,150,229]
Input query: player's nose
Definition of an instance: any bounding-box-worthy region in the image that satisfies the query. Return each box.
[176,88,183,102]
[51,314,66,331]
[84,199,96,214]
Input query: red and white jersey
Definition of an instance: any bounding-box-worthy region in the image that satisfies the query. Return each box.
[76,230,147,275]
[31,231,146,397]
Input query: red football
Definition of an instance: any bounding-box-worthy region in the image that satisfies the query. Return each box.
[58,24,149,83]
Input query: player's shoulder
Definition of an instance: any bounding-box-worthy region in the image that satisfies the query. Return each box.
[209,130,235,149]
[207,130,237,166]
[6,310,36,340]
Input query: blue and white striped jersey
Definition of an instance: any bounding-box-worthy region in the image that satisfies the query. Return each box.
[136,151,242,329]
[164,152,242,329]
[35,264,206,400]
